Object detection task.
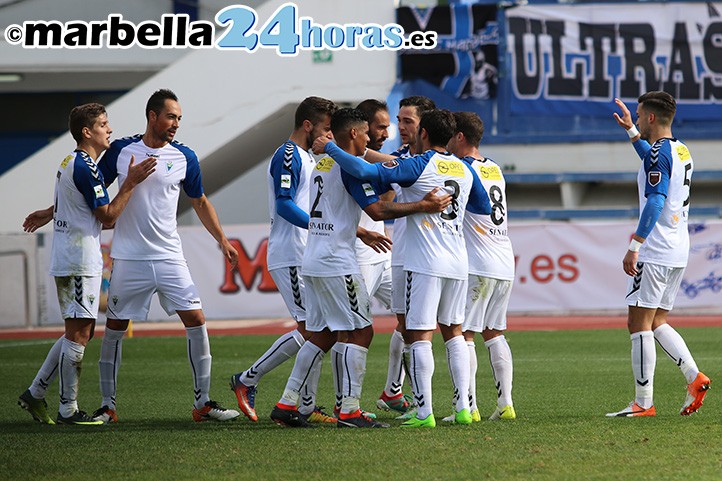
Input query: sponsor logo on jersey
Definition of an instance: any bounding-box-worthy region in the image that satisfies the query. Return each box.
[676,145,691,161]
[473,224,487,235]
[94,184,105,198]
[146,152,160,158]
[382,159,399,169]
[280,174,291,189]
[648,171,661,186]
[479,165,502,180]
[60,154,73,169]
[436,159,464,177]
[362,183,376,197]
[421,218,434,230]
[315,156,335,172]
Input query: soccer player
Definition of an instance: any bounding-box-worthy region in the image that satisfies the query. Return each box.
[270,108,452,428]
[606,92,711,417]
[91,89,240,423]
[444,112,516,422]
[364,96,436,416]
[315,109,492,428]
[18,103,156,425]
[229,96,338,423]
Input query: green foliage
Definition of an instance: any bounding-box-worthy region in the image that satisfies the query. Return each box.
[1,328,720,481]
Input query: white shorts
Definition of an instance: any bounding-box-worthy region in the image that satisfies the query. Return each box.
[304,274,372,333]
[391,265,406,314]
[270,267,306,322]
[55,275,102,320]
[359,260,392,310]
[463,275,513,333]
[405,271,467,331]
[106,259,202,320]
[626,262,685,311]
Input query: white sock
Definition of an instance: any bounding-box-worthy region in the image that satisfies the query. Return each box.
[384,330,406,397]
[467,341,478,411]
[279,341,324,408]
[186,325,212,409]
[298,352,323,417]
[485,335,514,408]
[445,335,470,413]
[331,342,346,411]
[654,323,699,384]
[631,331,655,409]
[99,327,125,410]
[240,329,305,387]
[58,338,85,417]
[29,336,63,399]
[341,343,368,415]
[409,340,434,420]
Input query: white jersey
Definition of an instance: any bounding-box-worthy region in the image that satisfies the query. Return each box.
[267,141,315,270]
[355,211,391,266]
[99,135,204,261]
[50,150,109,276]
[636,138,692,268]
[302,155,381,277]
[390,146,412,267]
[376,150,491,280]
[462,157,515,280]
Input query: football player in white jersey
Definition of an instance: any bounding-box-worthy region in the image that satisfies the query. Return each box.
[607,91,710,417]
[316,109,492,428]
[363,96,436,417]
[271,108,451,428]
[91,89,240,423]
[19,103,156,425]
[444,112,516,423]
[230,97,338,424]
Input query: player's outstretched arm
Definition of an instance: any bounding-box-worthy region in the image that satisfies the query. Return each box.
[364,186,451,221]
[357,226,392,254]
[317,140,380,182]
[23,206,54,232]
[190,194,238,268]
[94,155,156,227]
[613,98,651,159]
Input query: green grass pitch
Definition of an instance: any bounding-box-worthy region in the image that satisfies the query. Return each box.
[1,328,720,481]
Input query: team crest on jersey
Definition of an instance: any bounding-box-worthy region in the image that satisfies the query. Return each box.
[648,171,661,186]
[676,145,691,161]
[436,160,464,177]
[94,185,105,199]
[166,161,173,172]
[315,156,335,172]
[60,155,73,169]
[382,159,399,169]
[280,174,291,189]
[112,295,119,306]
[479,165,501,180]
[362,183,376,197]
[87,294,95,306]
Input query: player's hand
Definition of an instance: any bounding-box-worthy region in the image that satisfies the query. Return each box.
[221,239,239,268]
[359,229,392,254]
[623,250,639,276]
[312,136,332,155]
[420,186,452,213]
[124,155,157,188]
[22,206,54,232]
[613,98,634,130]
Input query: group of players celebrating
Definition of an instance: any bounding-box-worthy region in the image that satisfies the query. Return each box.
[17,89,709,427]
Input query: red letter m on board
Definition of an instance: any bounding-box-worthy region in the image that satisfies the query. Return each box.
[220,238,277,293]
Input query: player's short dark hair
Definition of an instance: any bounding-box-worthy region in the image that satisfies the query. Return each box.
[330,108,368,139]
[69,103,107,143]
[453,112,484,147]
[146,89,178,120]
[420,109,456,147]
[399,96,436,118]
[295,96,338,129]
[356,99,388,124]
[638,91,676,125]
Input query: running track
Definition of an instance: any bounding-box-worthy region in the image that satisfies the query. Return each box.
[1,315,721,340]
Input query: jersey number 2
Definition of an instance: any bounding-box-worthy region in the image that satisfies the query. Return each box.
[310,175,324,218]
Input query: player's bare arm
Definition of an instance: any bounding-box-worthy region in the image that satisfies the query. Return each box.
[22,206,53,232]
[365,186,451,221]
[357,226,392,254]
[95,155,157,227]
[613,98,640,142]
[190,194,239,268]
